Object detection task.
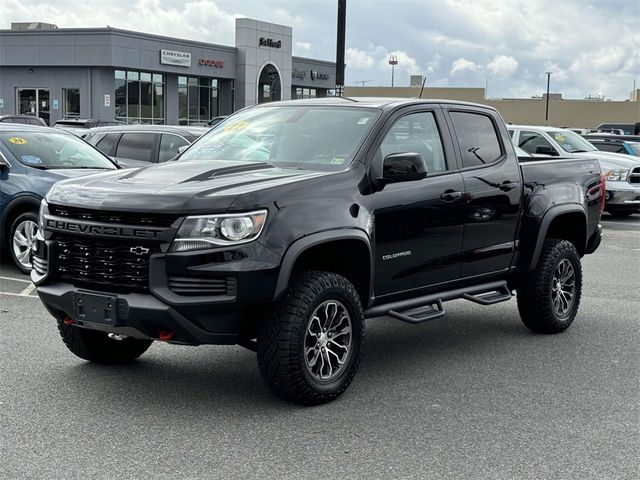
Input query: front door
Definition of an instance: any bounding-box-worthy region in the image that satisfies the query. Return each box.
[17,88,50,125]
[372,108,465,298]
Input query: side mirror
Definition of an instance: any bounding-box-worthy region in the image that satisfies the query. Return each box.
[380,152,428,184]
[535,145,559,156]
[177,145,189,156]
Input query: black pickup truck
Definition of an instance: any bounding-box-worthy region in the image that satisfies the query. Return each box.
[32,98,604,405]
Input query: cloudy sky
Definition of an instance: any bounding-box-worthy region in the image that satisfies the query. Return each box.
[3,0,639,99]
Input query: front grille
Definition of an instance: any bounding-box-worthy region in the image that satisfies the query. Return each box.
[57,235,160,292]
[168,276,236,297]
[629,167,640,184]
[49,204,180,227]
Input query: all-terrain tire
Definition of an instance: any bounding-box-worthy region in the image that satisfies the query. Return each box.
[58,320,153,364]
[257,270,364,405]
[517,239,582,334]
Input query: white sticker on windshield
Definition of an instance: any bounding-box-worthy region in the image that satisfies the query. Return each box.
[22,155,43,164]
[198,143,224,154]
[357,117,370,125]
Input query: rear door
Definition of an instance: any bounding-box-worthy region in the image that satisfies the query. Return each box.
[371,106,466,297]
[444,107,522,278]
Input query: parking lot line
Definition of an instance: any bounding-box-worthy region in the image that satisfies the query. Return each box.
[0,291,39,298]
[19,283,36,295]
[0,275,31,284]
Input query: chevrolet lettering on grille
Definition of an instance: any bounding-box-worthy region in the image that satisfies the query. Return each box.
[45,218,164,240]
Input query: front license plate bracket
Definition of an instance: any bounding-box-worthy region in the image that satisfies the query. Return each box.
[74,292,117,325]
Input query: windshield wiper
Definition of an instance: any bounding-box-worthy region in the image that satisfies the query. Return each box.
[570,149,593,153]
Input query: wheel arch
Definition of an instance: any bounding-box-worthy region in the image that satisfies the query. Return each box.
[1,195,41,245]
[274,229,373,307]
[528,204,587,271]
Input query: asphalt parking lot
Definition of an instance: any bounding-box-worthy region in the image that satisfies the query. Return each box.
[1,214,638,480]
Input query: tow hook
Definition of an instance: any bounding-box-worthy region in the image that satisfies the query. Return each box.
[63,316,74,326]
[159,330,175,342]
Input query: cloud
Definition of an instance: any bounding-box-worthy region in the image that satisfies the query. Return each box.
[295,41,312,53]
[450,58,479,75]
[345,47,376,69]
[487,55,518,77]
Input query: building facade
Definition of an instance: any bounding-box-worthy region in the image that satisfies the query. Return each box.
[0,19,336,126]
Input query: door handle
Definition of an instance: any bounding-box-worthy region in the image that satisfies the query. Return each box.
[499,181,518,192]
[440,190,462,202]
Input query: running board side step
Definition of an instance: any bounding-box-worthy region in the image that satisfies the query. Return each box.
[364,280,512,320]
[388,299,445,324]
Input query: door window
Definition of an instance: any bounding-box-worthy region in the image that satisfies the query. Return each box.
[380,111,447,173]
[159,134,189,162]
[115,133,156,162]
[450,111,502,167]
[95,133,121,155]
[518,130,557,155]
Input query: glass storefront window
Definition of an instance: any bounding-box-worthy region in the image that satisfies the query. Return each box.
[115,70,164,124]
[63,88,80,118]
[178,75,220,125]
[295,87,317,99]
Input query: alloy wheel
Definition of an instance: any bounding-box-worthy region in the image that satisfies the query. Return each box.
[12,219,38,270]
[304,300,353,382]
[551,259,576,318]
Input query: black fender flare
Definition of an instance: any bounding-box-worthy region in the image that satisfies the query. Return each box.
[528,203,587,271]
[274,229,373,302]
[1,194,42,239]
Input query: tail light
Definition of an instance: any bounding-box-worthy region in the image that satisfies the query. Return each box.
[599,173,606,214]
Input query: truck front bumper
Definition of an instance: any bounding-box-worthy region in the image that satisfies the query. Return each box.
[605,180,640,211]
[33,240,282,345]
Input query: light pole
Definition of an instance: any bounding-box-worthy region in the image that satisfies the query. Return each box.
[544,71,552,124]
[389,55,398,87]
[335,0,346,97]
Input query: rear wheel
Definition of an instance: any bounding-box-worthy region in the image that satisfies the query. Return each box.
[58,319,153,364]
[517,239,582,334]
[9,212,38,274]
[257,271,364,405]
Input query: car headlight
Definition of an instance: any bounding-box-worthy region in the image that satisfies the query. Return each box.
[604,169,629,181]
[170,210,267,252]
[38,199,48,231]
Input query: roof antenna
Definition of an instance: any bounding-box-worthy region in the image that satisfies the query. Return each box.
[419,76,427,99]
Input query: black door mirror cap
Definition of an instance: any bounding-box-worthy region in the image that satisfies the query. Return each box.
[379,152,428,184]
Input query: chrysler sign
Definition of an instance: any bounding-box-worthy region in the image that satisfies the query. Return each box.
[259,37,282,49]
[160,49,191,67]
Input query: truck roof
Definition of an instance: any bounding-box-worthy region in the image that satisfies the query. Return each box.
[259,97,498,112]
[509,125,572,132]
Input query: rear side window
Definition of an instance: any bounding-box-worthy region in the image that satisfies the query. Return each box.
[159,134,189,162]
[95,133,120,155]
[450,112,502,168]
[115,133,156,162]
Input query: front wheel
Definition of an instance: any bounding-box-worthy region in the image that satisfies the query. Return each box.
[9,212,39,274]
[257,271,364,405]
[516,239,582,334]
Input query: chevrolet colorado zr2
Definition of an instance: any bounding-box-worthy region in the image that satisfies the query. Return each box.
[32,98,604,405]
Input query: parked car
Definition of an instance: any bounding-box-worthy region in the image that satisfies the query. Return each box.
[207,116,227,127]
[596,122,640,136]
[509,125,640,217]
[34,98,603,404]
[0,114,47,127]
[53,119,126,138]
[0,125,118,273]
[582,136,640,157]
[84,125,209,168]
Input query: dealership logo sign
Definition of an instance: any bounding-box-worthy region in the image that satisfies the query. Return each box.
[259,37,282,49]
[311,70,329,81]
[292,68,306,79]
[160,49,191,67]
[199,58,224,68]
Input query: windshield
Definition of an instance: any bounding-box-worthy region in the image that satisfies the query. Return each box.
[549,130,598,153]
[0,131,116,169]
[180,106,379,171]
[628,142,640,156]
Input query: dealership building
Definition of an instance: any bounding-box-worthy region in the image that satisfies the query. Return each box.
[0,19,337,125]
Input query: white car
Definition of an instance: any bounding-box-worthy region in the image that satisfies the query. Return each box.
[509,125,640,217]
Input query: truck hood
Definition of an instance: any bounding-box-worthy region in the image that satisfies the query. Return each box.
[26,167,113,181]
[46,160,332,213]
[574,151,640,169]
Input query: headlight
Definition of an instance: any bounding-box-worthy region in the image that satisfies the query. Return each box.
[604,169,629,181]
[38,199,48,231]
[170,210,267,252]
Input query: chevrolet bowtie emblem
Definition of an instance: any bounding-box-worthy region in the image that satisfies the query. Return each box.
[129,246,150,255]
